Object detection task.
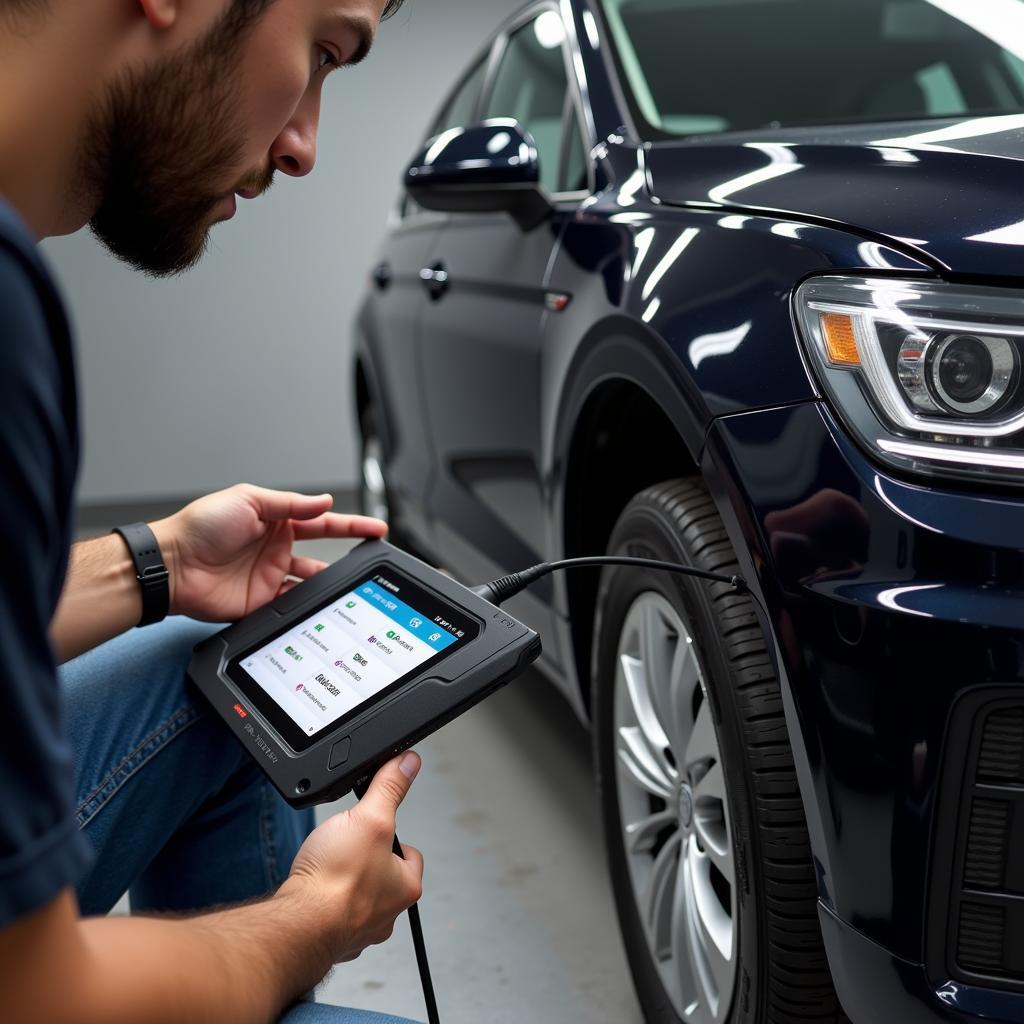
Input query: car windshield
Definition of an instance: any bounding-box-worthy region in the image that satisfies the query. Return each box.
[599,0,1024,138]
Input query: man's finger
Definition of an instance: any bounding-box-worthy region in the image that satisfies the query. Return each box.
[292,512,388,541]
[246,486,334,522]
[399,843,424,880]
[360,751,421,820]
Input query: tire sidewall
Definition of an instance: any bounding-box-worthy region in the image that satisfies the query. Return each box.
[358,405,389,523]
[593,501,762,1024]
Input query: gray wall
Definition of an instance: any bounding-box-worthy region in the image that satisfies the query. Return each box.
[44,0,508,506]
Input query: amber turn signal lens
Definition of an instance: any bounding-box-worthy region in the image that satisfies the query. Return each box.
[819,312,860,365]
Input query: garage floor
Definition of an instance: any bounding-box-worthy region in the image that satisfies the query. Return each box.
[306,535,645,1024]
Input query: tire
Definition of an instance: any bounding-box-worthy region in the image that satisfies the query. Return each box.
[592,479,847,1024]
[358,405,390,524]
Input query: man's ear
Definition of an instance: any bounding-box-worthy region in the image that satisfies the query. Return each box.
[136,0,179,31]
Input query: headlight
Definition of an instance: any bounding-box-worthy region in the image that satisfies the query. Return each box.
[795,276,1024,483]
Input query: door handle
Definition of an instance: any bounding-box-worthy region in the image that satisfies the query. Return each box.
[419,262,450,301]
[371,261,392,290]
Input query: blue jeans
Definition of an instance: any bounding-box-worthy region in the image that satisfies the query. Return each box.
[60,616,418,1024]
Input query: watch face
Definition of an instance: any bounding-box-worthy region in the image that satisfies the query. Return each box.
[227,565,479,751]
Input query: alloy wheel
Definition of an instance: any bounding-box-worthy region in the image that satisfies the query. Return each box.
[613,591,738,1023]
[360,432,389,523]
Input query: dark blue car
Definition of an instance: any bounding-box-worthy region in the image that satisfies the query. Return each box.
[353,2,1024,1020]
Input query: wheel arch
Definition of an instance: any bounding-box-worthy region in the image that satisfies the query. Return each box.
[555,323,707,714]
[354,356,371,422]
[352,339,396,459]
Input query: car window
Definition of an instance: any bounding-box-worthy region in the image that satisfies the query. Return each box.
[561,106,589,193]
[1001,50,1024,96]
[600,0,1024,139]
[483,10,570,193]
[432,55,489,137]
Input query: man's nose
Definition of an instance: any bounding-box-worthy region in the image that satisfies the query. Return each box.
[270,93,321,178]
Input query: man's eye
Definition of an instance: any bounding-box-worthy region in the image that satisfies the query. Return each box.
[316,47,340,74]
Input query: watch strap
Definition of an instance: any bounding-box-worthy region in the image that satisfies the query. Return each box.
[112,522,170,627]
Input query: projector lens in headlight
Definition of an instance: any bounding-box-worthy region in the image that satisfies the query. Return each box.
[796,277,1024,482]
[930,333,1015,414]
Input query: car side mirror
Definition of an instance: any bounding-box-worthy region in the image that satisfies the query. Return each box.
[404,119,554,231]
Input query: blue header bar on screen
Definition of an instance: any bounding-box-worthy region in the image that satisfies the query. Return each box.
[356,581,457,652]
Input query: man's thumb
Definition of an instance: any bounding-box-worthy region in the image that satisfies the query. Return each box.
[363,751,421,815]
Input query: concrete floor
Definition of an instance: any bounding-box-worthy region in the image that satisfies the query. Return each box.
[300,539,644,1023]
[98,528,643,1022]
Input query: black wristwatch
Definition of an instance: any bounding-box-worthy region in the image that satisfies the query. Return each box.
[112,522,170,627]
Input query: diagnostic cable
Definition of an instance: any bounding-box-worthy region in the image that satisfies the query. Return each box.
[470,555,747,605]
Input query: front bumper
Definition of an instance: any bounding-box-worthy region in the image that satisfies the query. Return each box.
[821,901,1024,1024]
[702,400,1024,1024]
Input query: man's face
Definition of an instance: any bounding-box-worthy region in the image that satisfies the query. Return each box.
[85,0,386,277]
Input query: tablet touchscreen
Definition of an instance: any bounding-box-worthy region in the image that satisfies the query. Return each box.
[227,565,479,751]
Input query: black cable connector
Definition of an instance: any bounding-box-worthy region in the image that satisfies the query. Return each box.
[471,555,748,607]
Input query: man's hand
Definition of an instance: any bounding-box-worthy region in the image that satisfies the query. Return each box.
[51,483,384,666]
[152,483,387,622]
[279,752,425,964]
[2,754,424,1024]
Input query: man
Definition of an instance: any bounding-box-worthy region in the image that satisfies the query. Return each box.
[0,2,427,1022]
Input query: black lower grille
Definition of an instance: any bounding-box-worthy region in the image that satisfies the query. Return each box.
[963,798,1010,890]
[957,902,1006,972]
[930,696,1024,991]
[978,707,1024,784]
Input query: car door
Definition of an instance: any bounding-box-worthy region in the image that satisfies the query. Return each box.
[357,53,492,548]
[417,4,592,661]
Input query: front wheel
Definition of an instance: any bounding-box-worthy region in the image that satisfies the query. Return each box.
[358,405,390,524]
[592,480,846,1024]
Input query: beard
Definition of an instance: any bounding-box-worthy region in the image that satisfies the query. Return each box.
[82,8,274,277]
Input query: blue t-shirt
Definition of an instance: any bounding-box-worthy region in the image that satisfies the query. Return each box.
[0,199,93,925]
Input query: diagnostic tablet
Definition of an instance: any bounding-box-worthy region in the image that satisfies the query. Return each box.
[188,540,541,807]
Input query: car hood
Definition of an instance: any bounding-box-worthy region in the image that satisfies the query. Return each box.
[645,114,1024,277]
